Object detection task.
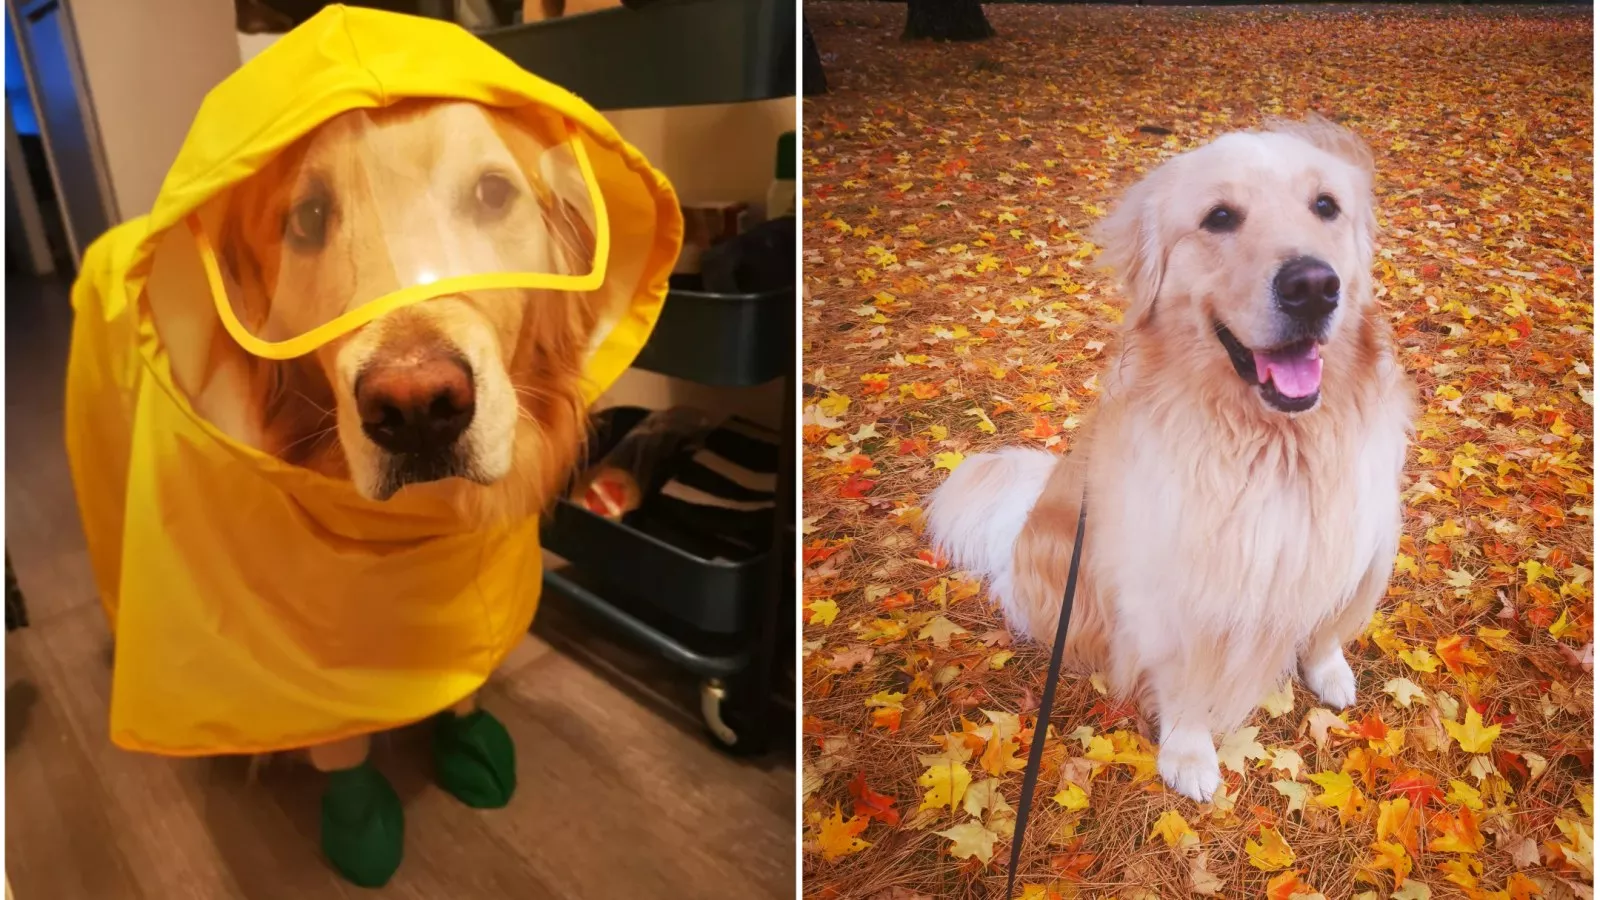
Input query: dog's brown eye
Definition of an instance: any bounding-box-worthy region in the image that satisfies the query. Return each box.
[1313,194,1340,221]
[285,197,330,250]
[1201,205,1240,233]
[475,172,518,215]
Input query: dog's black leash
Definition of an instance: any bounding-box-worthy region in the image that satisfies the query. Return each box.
[1002,486,1088,900]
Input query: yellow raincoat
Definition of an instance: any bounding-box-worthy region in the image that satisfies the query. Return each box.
[64,6,681,756]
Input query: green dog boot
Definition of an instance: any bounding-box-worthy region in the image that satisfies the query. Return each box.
[321,761,404,888]
[433,709,516,809]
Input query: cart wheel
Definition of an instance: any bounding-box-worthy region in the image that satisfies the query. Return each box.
[700,678,766,756]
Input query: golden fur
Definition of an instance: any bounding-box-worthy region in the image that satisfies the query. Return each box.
[926,116,1417,801]
[159,100,603,768]
[187,99,598,521]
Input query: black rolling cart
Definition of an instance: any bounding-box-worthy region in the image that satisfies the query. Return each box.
[480,0,795,755]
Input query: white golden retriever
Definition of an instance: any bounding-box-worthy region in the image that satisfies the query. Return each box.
[926,116,1416,801]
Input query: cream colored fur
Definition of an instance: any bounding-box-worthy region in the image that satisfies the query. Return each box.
[926,116,1416,801]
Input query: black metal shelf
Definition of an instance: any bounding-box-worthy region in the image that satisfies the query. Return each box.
[490,0,797,755]
[633,276,791,387]
[478,0,795,111]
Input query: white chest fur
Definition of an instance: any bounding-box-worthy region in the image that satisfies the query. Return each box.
[1091,396,1408,718]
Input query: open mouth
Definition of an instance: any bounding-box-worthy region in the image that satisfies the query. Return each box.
[1214,322,1323,414]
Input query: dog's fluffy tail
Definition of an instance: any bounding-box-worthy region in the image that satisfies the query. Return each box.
[925,448,1058,625]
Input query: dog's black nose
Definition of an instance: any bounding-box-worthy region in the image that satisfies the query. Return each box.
[355,354,475,454]
[1274,256,1340,321]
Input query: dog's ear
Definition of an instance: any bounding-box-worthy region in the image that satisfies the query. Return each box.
[1264,113,1374,182]
[1092,170,1166,330]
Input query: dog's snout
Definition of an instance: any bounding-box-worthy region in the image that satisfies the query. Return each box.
[355,354,476,454]
[1273,257,1340,321]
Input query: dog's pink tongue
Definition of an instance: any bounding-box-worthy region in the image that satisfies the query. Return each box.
[1252,344,1323,398]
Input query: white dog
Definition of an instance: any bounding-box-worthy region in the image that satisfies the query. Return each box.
[926,116,1416,801]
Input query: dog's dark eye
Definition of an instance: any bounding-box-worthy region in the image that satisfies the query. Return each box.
[285,197,330,250]
[1200,205,1241,233]
[1313,194,1340,221]
[474,172,519,216]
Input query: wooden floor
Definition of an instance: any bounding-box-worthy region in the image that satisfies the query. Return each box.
[4,276,795,899]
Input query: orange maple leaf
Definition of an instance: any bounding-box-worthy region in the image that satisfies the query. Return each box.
[1367,840,1413,890]
[1019,415,1059,440]
[1266,870,1319,900]
[816,803,871,861]
[1428,806,1486,854]
[1436,634,1487,674]
[1350,712,1390,743]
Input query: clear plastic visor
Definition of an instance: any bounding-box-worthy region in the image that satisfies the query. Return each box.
[191,100,607,359]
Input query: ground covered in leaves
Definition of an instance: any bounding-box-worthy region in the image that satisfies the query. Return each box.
[800,4,1593,898]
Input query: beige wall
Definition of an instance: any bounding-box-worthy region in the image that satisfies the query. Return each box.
[599,98,795,430]
[68,0,239,220]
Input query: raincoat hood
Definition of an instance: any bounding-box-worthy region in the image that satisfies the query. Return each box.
[64,5,681,755]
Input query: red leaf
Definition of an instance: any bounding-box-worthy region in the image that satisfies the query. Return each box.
[840,476,877,499]
[848,771,902,826]
[1351,713,1389,743]
[1388,770,1445,808]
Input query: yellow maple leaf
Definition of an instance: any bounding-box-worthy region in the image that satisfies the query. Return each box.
[1376,797,1419,858]
[1366,840,1413,890]
[1398,645,1441,674]
[818,392,851,418]
[1426,519,1466,543]
[1150,810,1199,848]
[964,407,997,434]
[1444,707,1501,754]
[1446,779,1484,810]
[1084,730,1158,781]
[815,803,871,860]
[1382,677,1427,709]
[934,451,966,472]
[865,691,906,710]
[936,820,1001,864]
[1273,780,1309,816]
[1259,679,1296,718]
[1053,784,1089,811]
[927,424,949,440]
[1246,825,1296,871]
[1550,608,1577,640]
[918,760,972,812]
[807,598,840,626]
[918,614,967,648]
[1308,770,1366,823]
[1555,815,1593,879]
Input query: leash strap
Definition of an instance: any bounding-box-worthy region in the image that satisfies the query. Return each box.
[1003,486,1088,900]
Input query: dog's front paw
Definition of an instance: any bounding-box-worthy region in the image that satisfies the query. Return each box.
[1158,729,1221,802]
[1300,650,1358,710]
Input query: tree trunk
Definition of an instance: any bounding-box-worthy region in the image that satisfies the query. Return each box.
[902,0,994,42]
[803,17,828,95]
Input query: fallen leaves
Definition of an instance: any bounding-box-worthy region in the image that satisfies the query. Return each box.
[1445,707,1503,754]
[1149,810,1199,849]
[917,760,971,813]
[1308,770,1367,824]
[1428,806,1486,855]
[818,804,872,861]
[1217,726,1269,775]
[849,772,901,826]
[1247,825,1297,871]
[800,3,1593,895]
[934,820,1002,865]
